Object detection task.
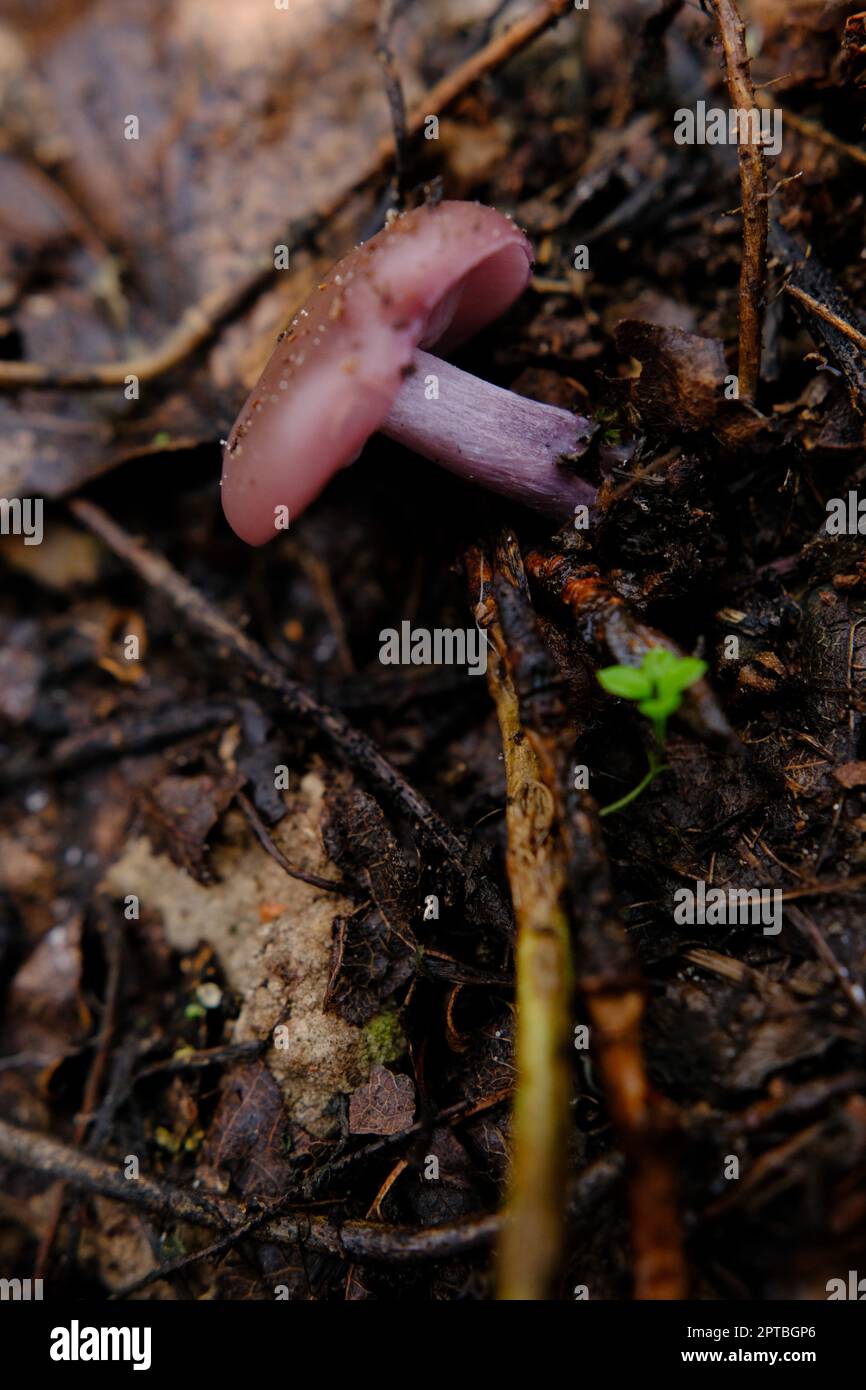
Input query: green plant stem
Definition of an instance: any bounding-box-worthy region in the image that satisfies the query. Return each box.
[599,747,669,818]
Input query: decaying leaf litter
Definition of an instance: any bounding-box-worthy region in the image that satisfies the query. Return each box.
[1,0,865,1300]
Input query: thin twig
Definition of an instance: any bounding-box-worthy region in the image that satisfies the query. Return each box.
[134,1041,265,1079]
[784,283,866,354]
[1,700,237,787]
[0,0,575,392]
[0,267,273,388]
[109,1204,278,1299]
[237,790,358,897]
[0,1118,622,1290]
[770,221,866,412]
[779,873,866,903]
[376,0,410,210]
[709,0,768,402]
[116,1127,618,1299]
[787,905,866,1019]
[0,1117,498,1265]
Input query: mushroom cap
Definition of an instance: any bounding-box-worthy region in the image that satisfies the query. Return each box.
[221,201,533,544]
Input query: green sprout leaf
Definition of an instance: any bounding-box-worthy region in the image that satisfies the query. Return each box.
[596,665,653,700]
[597,648,706,734]
[641,647,681,681]
[637,693,681,724]
[595,646,709,816]
[663,655,707,692]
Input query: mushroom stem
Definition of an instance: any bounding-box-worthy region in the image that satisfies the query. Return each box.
[381,349,596,519]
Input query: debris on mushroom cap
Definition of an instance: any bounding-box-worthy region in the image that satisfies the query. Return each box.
[221,201,533,545]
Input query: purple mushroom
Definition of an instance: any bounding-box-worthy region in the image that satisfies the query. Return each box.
[221,200,595,545]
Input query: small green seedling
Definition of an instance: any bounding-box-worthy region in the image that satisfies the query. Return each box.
[596,647,707,816]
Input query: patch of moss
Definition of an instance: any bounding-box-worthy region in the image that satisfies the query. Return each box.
[361,1009,405,1067]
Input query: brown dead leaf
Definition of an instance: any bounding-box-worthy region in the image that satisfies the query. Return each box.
[140,768,244,881]
[348,1063,415,1136]
[614,320,728,431]
[201,1061,293,1197]
[325,905,415,1026]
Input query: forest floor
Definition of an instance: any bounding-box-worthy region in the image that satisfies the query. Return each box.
[1,0,865,1300]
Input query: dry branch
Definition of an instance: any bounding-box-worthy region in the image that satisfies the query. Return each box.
[784,284,866,355]
[0,1118,498,1265]
[710,0,768,402]
[0,1119,621,1277]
